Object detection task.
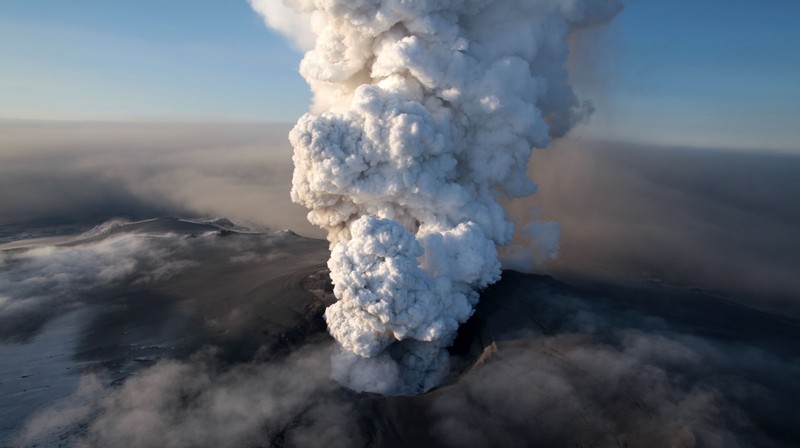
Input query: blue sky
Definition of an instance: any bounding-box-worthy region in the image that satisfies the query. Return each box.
[1,0,798,150]
[0,1,308,121]
[578,0,800,151]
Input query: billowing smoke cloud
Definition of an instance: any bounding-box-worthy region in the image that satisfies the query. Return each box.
[249,0,314,51]
[251,0,621,393]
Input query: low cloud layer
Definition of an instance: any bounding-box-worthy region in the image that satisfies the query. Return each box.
[0,120,319,237]
[430,276,800,447]
[0,231,194,341]
[13,271,799,447]
[15,342,362,448]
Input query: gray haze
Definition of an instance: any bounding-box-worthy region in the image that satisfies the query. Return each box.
[4,119,797,316]
[0,119,319,237]
[515,139,800,316]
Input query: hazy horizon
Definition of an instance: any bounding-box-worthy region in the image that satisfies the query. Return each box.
[2,0,799,151]
[3,118,798,320]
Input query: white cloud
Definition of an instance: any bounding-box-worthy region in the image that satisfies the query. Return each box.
[248,0,315,51]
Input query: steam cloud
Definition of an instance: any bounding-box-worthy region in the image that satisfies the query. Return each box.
[252,0,621,393]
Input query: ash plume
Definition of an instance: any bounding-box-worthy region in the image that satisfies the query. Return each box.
[252,0,621,394]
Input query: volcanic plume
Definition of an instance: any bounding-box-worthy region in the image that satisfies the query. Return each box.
[251,0,621,394]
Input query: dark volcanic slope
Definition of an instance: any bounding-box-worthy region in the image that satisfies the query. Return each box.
[0,219,329,443]
[358,272,800,448]
[4,223,799,447]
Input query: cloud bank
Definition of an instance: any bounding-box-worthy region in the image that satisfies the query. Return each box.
[0,120,318,237]
[16,343,362,448]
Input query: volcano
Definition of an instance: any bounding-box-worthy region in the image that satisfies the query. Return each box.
[3,218,798,447]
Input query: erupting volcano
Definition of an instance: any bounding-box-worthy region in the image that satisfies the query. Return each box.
[251,0,621,394]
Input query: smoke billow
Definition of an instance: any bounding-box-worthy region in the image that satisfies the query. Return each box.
[251,0,621,394]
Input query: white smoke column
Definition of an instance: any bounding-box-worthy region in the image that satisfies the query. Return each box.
[251,0,621,395]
